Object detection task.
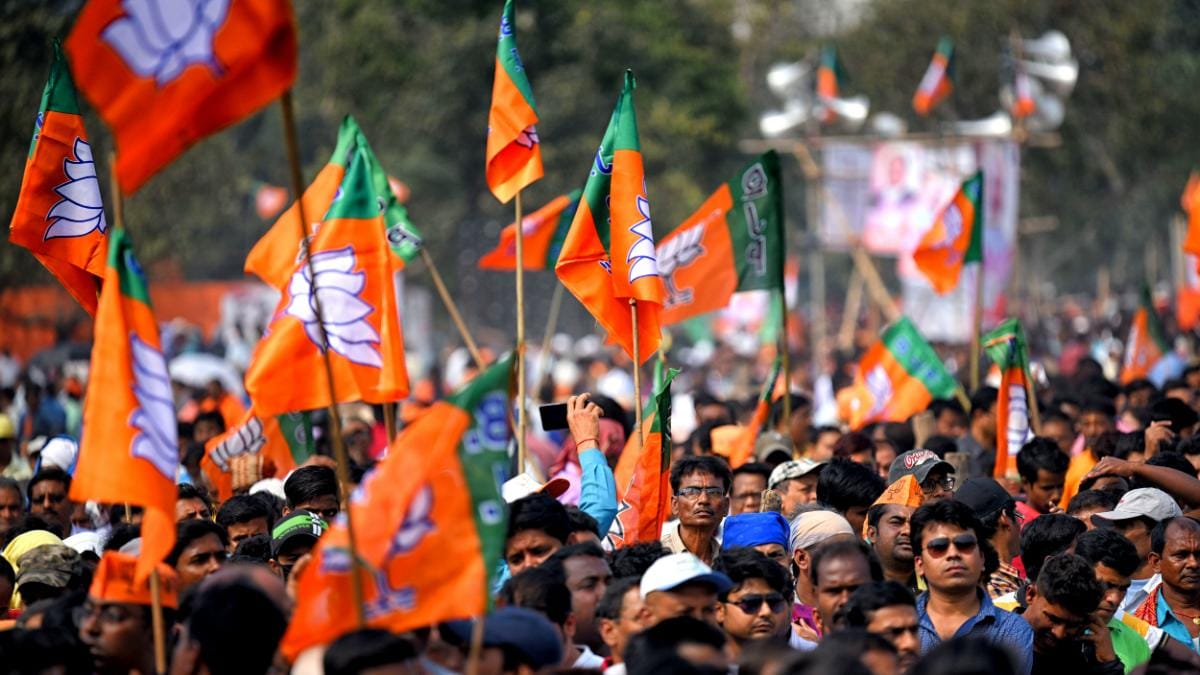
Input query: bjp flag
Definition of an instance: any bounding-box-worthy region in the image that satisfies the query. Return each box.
[72,228,177,583]
[657,151,784,325]
[1181,172,1200,275]
[983,319,1034,480]
[1120,287,1168,385]
[555,71,664,363]
[201,408,313,502]
[913,171,983,294]
[9,41,108,315]
[606,368,677,549]
[281,357,514,659]
[65,0,297,193]
[837,317,957,431]
[245,144,409,416]
[478,190,580,270]
[816,46,842,124]
[728,356,783,469]
[913,37,955,116]
[485,0,543,203]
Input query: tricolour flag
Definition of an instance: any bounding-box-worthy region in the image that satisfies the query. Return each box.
[66,0,297,193]
[913,171,983,294]
[280,356,513,659]
[555,71,664,363]
[912,37,955,116]
[657,151,784,325]
[201,408,314,502]
[245,142,409,416]
[816,46,842,124]
[606,367,678,549]
[983,319,1034,480]
[8,41,108,315]
[1120,287,1168,385]
[1011,63,1037,119]
[729,356,783,469]
[485,0,543,203]
[836,317,957,430]
[478,191,581,270]
[71,228,177,583]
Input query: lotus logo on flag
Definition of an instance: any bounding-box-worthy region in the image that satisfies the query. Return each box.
[1005,382,1033,451]
[627,191,658,283]
[865,365,893,418]
[45,138,107,240]
[657,222,706,309]
[129,333,179,480]
[284,247,383,368]
[209,416,266,471]
[102,0,230,86]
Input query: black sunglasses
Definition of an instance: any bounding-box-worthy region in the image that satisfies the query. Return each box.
[726,593,788,614]
[922,533,978,557]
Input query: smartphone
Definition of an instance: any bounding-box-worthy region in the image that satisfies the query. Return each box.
[539,403,569,431]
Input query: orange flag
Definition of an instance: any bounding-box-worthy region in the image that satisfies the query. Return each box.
[245,144,408,416]
[912,37,955,116]
[71,228,177,583]
[201,408,312,502]
[1182,172,1200,274]
[913,171,983,294]
[729,356,783,469]
[485,0,543,203]
[555,71,664,363]
[478,191,580,271]
[8,41,108,315]
[65,0,297,193]
[983,319,1034,480]
[1120,287,1168,385]
[606,368,676,549]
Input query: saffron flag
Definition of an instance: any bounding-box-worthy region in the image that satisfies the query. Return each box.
[201,408,313,502]
[280,356,514,659]
[556,71,664,363]
[816,46,842,124]
[1120,287,1168,385]
[837,317,957,431]
[478,190,581,270]
[245,143,409,416]
[66,0,297,193]
[1011,63,1037,119]
[729,356,783,469]
[71,228,177,583]
[912,37,955,116]
[606,367,678,549]
[913,171,983,294]
[485,0,543,203]
[983,319,1034,480]
[1181,172,1200,274]
[9,41,108,315]
[657,151,785,325]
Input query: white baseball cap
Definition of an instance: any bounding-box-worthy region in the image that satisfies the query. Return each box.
[1091,488,1182,524]
[501,473,570,504]
[639,552,732,598]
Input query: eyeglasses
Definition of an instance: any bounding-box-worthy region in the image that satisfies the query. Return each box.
[725,593,787,614]
[922,533,978,557]
[921,476,956,493]
[675,486,726,499]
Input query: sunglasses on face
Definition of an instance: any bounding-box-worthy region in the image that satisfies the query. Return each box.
[726,593,788,614]
[922,533,978,557]
[921,476,956,493]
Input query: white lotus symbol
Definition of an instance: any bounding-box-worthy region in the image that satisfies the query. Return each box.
[389,485,435,555]
[627,189,658,282]
[102,0,230,86]
[208,415,265,471]
[129,333,179,480]
[514,125,539,150]
[44,138,107,240]
[284,247,383,368]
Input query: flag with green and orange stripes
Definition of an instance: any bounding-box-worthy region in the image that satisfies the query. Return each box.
[486,0,543,203]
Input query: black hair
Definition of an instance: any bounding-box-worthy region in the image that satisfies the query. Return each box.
[733,462,772,482]
[1114,432,1146,460]
[589,393,633,441]
[104,522,141,552]
[1137,453,1196,488]
[1017,437,1069,483]
[596,576,640,621]
[251,490,285,524]
[232,534,273,563]
[1150,398,1199,435]
[1080,396,1116,419]
[283,465,340,508]
[216,495,272,530]
[1151,516,1200,556]
[1178,434,1200,458]
[547,541,605,565]
[0,477,21,503]
[0,555,13,586]
[837,580,916,628]
[27,466,70,501]
[2,514,63,543]
[831,432,874,461]
[1078,473,1131,496]
[817,459,885,514]
[1124,378,1158,396]
[609,541,668,578]
[811,425,842,442]
[879,422,916,454]
[713,547,789,600]
[1042,408,1072,426]
[177,483,213,510]
[929,398,966,419]
[1074,528,1140,577]
[193,410,226,434]
[770,393,811,428]
[809,539,883,587]
[819,628,897,657]
[564,504,600,537]
[167,519,229,566]
[909,500,984,553]
[909,636,1019,675]
[500,565,571,626]
[623,616,726,668]
[185,574,288,675]
[506,493,570,544]
[1019,514,1086,582]
[968,387,998,418]
[922,435,957,459]
[1035,553,1103,617]
[324,629,416,675]
[1066,489,1119,516]
[669,455,732,494]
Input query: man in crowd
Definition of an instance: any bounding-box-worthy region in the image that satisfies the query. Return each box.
[730,463,771,516]
[1041,410,1076,456]
[713,547,791,657]
[957,387,998,478]
[1018,553,1122,672]
[505,493,569,575]
[663,455,730,565]
[1090,487,1182,613]
[929,399,967,439]
[0,477,22,537]
[722,511,790,567]
[1133,516,1200,650]
[175,483,213,522]
[543,542,613,656]
[270,509,328,581]
[789,510,856,642]
[839,581,922,672]
[1066,489,1118,529]
[768,458,824,519]
[446,607,563,675]
[954,477,1022,598]
[865,475,924,591]
[637,552,731,628]
[1073,528,1154,671]
[501,565,604,669]
[28,467,73,536]
[170,566,289,675]
[283,465,341,521]
[597,577,643,673]
[215,494,274,552]
[1016,438,1069,526]
[1061,398,1117,508]
[169,518,228,593]
[888,449,956,501]
[0,414,31,481]
[80,551,179,675]
[810,538,882,634]
[817,458,885,536]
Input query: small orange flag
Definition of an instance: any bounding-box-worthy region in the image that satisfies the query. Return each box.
[485,0,543,203]
[201,408,312,502]
[66,0,297,193]
[71,228,178,583]
[1182,172,1200,275]
[913,171,983,294]
[478,191,580,271]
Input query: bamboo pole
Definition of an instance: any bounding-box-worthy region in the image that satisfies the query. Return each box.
[514,191,528,474]
[836,268,865,352]
[777,288,791,433]
[630,299,643,446]
[970,262,984,392]
[536,283,566,400]
[419,248,486,370]
[150,569,166,674]
[1024,375,1042,436]
[279,91,365,626]
[383,402,397,442]
[465,616,486,675]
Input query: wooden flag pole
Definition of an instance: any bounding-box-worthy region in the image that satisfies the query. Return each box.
[777,289,792,433]
[465,616,486,675]
[630,299,643,446]
[150,568,167,675]
[1025,375,1043,436]
[419,248,487,370]
[536,283,566,400]
[970,260,984,392]
[514,191,529,474]
[383,402,397,442]
[280,90,365,626]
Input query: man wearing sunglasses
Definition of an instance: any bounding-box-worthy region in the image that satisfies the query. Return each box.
[911,500,1034,673]
[713,548,791,657]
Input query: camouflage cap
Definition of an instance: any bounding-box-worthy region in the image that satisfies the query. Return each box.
[16,543,81,590]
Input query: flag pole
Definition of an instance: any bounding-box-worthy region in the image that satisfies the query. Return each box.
[419,248,487,370]
[383,402,397,442]
[514,191,529,474]
[777,288,792,442]
[630,299,643,446]
[279,90,365,626]
[536,283,566,400]
[970,257,984,392]
[465,616,486,675]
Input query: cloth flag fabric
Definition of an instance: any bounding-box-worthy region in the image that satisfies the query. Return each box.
[245,142,409,416]
[913,171,983,294]
[729,356,783,469]
[912,37,955,116]
[657,151,785,325]
[71,228,178,583]
[66,0,297,193]
[478,190,581,270]
[816,46,842,124]
[9,41,108,315]
[201,408,313,502]
[836,317,957,430]
[485,0,543,203]
[1181,172,1200,275]
[862,475,925,537]
[1011,63,1037,119]
[606,368,678,549]
[280,356,514,659]
[555,71,664,363]
[1120,288,1168,385]
[983,319,1035,480]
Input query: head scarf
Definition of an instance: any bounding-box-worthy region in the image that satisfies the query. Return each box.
[3,530,64,609]
[788,510,854,553]
[722,512,790,550]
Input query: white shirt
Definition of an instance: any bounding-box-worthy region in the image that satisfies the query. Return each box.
[1120,573,1161,615]
[574,645,605,670]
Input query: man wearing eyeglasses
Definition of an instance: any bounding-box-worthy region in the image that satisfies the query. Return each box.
[887,449,956,502]
[911,500,1034,673]
[78,551,179,675]
[662,456,731,566]
[713,548,791,658]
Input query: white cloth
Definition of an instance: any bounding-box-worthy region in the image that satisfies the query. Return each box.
[573,645,605,669]
[1120,573,1161,615]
